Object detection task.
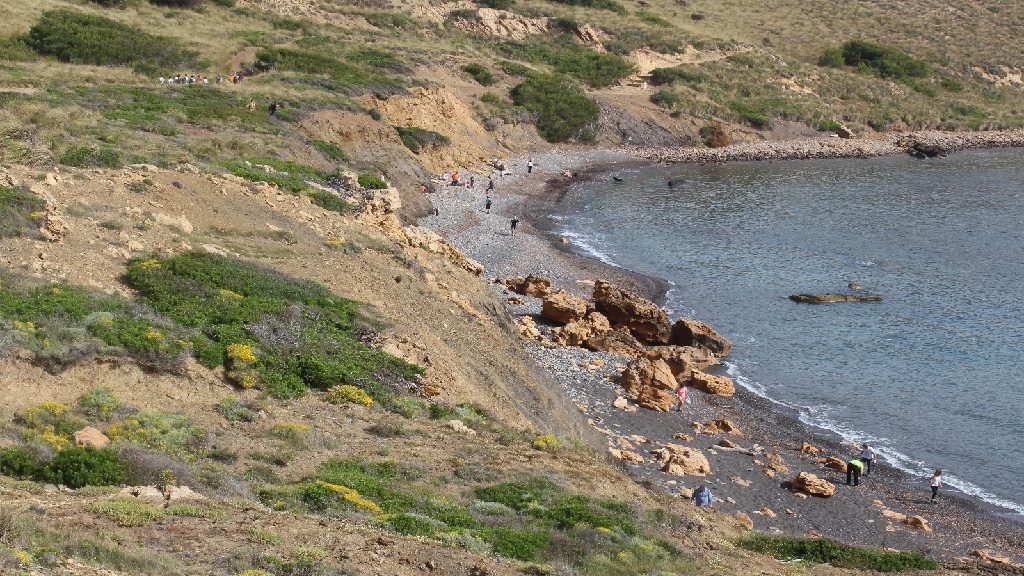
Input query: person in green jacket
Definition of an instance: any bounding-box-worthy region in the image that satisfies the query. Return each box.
[846,458,864,486]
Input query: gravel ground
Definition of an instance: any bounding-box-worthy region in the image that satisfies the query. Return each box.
[422,147,1024,567]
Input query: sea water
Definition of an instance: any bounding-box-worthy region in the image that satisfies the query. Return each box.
[553,148,1024,515]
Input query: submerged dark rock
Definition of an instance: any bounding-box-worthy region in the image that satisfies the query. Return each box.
[789,292,883,304]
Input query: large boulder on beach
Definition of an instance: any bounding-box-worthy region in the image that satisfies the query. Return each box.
[689,370,736,396]
[654,445,711,476]
[520,275,552,297]
[903,515,933,532]
[646,345,718,380]
[790,472,835,498]
[670,318,732,357]
[554,311,612,347]
[585,329,646,357]
[620,357,678,411]
[592,280,672,344]
[541,291,589,324]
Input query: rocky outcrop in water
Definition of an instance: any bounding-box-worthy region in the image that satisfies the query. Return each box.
[789,292,883,304]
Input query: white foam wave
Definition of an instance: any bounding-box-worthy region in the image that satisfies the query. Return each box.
[555,223,618,266]
[725,362,1024,516]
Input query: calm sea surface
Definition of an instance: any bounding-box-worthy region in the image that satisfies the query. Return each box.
[554,148,1024,514]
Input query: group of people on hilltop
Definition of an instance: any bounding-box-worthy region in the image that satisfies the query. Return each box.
[158,71,249,87]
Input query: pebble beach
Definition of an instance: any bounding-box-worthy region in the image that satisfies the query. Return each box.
[422,144,1024,568]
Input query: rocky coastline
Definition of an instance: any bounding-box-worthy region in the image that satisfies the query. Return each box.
[628,128,1024,164]
[422,146,1024,569]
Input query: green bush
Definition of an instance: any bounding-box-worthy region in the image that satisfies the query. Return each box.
[547,0,626,15]
[738,534,939,572]
[308,190,350,214]
[0,187,46,239]
[309,140,348,162]
[649,66,704,86]
[480,527,550,561]
[475,0,514,7]
[604,27,682,54]
[363,12,417,30]
[25,9,197,68]
[818,40,930,81]
[150,0,203,7]
[499,60,531,76]
[0,37,37,61]
[463,63,496,86]
[650,89,682,108]
[78,387,124,421]
[358,174,388,189]
[817,119,843,132]
[367,422,406,438]
[729,101,772,129]
[38,446,128,488]
[636,11,671,26]
[0,446,40,478]
[510,74,599,142]
[501,38,634,88]
[107,410,206,458]
[387,513,439,536]
[255,48,404,96]
[222,158,330,193]
[215,395,259,422]
[394,126,450,154]
[348,48,411,74]
[940,77,964,92]
[123,252,421,400]
[59,146,122,168]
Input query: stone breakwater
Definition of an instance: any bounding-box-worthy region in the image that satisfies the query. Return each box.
[628,128,1024,164]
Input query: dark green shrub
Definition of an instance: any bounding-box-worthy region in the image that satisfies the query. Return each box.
[0,187,46,239]
[501,38,634,88]
[78,387,124,421]
[940,77,964,92]
[636,11,671,26]
[25,9,197,68]
[59,146,122,168]
[0,37,36,61]
[366,422,406,438]
[499,60,531,76]
[649,66,704,86]
[0,446,40,479]
[358,174,388,189]
[39,447,129,488]
[547,0,626,15]
[348,48,411,74]
[480,92,502,104]
[222,158,329,193]
[463,63,495,86]
[211,0,237,6]
[738,534,938,572]
[481,527,550,561]
[310,140,348,162]
[387,513,438,536]
[726,53,756,67]
[394,126,450,154]
[123,252,421,400]
[308,190,350,214]
[817,119,843,132]
[86,0,127,6]
[150,0,203,7]
[818,40,929,81]
[475,0,513,8]
[214,395,259,422]
[729,101,772,129]
[650,89,682,108]
[363,12,417,30]
[510,74,599,142]
[255,48,404,96]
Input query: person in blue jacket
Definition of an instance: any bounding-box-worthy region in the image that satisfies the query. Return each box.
[691,484,713,508]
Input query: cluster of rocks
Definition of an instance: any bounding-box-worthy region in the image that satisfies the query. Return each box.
[630,128,1024,166]
[501,275,735,411]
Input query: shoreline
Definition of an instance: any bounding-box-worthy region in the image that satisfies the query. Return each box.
[421,147,1024,565]
[626,128,1024,165]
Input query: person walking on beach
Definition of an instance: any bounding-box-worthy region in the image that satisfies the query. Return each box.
[860,443,875,475]
[487,178,495,192]
[673,384,688,412]
[485,196,492,214]
[510,217,519,237]
[691,484,713,508]
[527,159,534,174]
[846,457,864,486]
[929,469,943,503]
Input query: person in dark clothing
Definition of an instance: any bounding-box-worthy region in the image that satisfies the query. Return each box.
[485,196,492,214]
[269,102,278,116]
[510,218,519,236]
[846,458,864,486]
[487,179,495,191]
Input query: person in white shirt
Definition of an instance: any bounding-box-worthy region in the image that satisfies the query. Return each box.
[860,443,875,475]
[158,76,165,85]
[929,469,943,503]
